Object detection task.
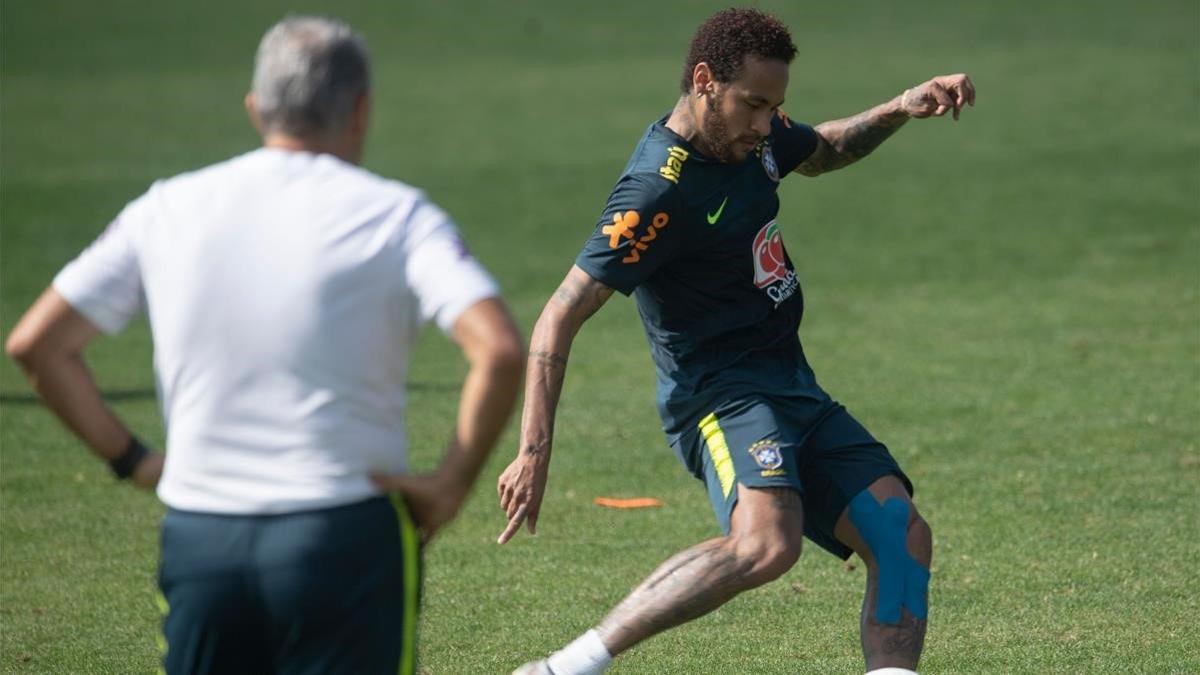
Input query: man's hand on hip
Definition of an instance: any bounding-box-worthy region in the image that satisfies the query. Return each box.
[131,451,165,490]
[373,468,471,545]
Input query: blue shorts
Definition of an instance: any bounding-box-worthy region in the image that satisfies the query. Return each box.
[671,400,912,559]
[157,496,422,675]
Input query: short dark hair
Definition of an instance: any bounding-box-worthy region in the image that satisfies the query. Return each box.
[680,8,797,93]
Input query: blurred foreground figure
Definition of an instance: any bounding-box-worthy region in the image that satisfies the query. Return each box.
[7,16,522,675]
[497,8,973,674]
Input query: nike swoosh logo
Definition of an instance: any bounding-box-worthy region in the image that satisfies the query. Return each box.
[706,197,728,225]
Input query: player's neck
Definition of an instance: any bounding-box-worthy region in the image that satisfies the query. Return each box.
[665,95,718,159]
[262,133,363,165]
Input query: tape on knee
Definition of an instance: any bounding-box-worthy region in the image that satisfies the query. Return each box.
[847,490,930,624]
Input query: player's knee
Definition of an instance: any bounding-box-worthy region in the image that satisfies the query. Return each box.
[848,490,931,624]
[908,512,932,568]
[729,530,801,586]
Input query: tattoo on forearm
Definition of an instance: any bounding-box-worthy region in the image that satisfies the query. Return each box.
[801,103,909,175]
[530,350,568,370]
[522,441,549,458]
[833,109,908,161]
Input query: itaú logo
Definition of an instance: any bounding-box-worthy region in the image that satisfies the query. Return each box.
[752,220,788,288]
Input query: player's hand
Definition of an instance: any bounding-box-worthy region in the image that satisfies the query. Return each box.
[495,451,549,544]
[131,451,164,490]
[372,469,470,544]
[901,74,976,121]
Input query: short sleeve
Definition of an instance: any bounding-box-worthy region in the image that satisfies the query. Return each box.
[769,110,820,175]
[403,199,500,334]
[52,196,147,334]
[574,174,685,296]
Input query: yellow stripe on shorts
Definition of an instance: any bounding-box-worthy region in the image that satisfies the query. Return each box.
[699,412,735,498]
[155,590,169,675]
[392,496,421,675]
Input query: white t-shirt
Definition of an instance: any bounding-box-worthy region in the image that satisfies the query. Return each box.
[53,148,499,515]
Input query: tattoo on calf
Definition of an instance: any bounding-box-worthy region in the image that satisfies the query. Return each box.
[599,540,753,647]
[864,611,926,668]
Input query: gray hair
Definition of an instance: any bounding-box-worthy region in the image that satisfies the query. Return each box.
[251,16,370,139]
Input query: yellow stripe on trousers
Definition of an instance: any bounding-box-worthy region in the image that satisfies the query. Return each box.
[699,412,735,498]
[392,497,421,675]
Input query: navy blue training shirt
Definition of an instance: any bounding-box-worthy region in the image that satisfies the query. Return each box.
[576,111,835,438]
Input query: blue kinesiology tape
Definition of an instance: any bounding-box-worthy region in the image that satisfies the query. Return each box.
[847,490,930,624]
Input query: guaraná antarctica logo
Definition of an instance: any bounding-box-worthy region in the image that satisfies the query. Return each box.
[751,220,799,305]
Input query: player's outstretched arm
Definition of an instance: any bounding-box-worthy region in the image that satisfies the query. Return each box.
[375,297,524,543]
[5,288,164,488]
[795,73,976,177]
[496,265,614,544]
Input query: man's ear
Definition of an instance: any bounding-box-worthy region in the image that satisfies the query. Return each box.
[349,91,370,137]
[692,62,714,98]
[244,92,265,135]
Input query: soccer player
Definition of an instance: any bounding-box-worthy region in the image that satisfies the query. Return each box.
[497,8,974,675]
[5,16,523,675]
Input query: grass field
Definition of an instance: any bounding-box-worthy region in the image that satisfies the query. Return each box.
[2,0,1198,672]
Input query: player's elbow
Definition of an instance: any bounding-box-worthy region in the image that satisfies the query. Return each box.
[483,330,525,382]
[469,317,525,387]
[5,324,47,371]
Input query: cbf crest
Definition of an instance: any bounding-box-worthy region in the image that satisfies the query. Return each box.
[758,142,780,182]
[748,439,784,470]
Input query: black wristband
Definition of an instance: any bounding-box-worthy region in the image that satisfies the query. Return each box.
[110,436,150,480]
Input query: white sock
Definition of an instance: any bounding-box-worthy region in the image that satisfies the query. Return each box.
[545,629,613,675]
[865,669,918,675]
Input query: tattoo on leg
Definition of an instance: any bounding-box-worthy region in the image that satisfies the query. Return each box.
[880,614,925,658]
[861,576,926,669]
[597,539,754,655]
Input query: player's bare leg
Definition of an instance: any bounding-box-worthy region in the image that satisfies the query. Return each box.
[833,475,932,673]
[596,485,803,654]
[518,485,803,674]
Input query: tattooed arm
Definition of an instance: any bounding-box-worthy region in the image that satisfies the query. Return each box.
[496,265,614,543]
[796,73,976,177]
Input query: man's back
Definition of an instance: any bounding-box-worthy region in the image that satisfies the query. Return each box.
[7,17,524,674]
[55,148,498,514]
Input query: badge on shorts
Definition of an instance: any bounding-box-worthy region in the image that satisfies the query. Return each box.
[748,440,783,470]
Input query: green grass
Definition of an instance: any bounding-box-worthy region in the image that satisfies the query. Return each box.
[2,0,1198,672]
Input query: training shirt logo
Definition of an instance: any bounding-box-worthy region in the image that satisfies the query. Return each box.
[752,220,800,305]
[749,440,784,472]
[761,143,780,182]
[706,197,728,225]
[603,210,671,264]
[659,146,689,184]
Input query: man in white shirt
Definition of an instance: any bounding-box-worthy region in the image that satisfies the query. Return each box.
[5,16,523,675]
